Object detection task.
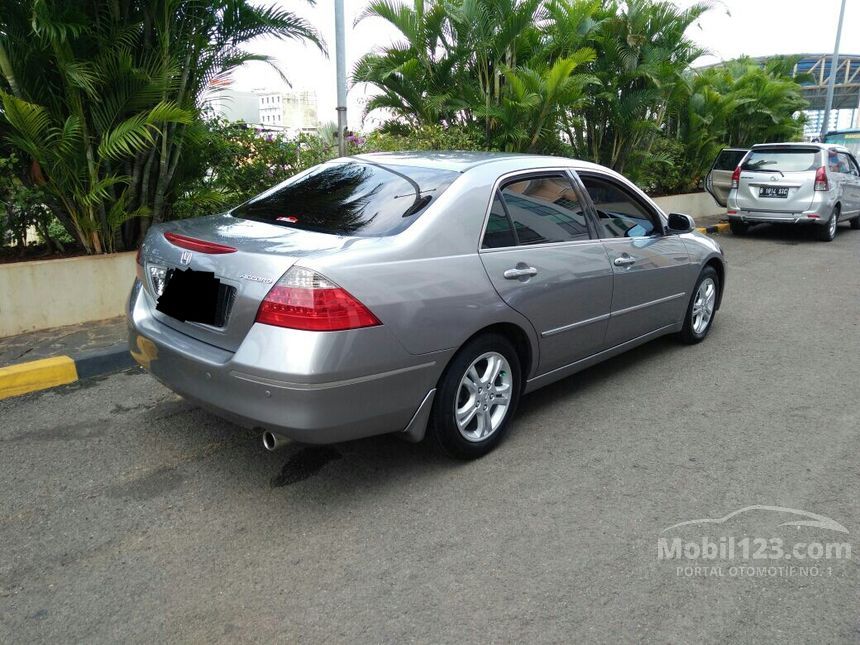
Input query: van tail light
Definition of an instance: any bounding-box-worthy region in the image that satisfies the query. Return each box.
[255,267,381,331]
[814,166,829,191]
[730,166,741,189]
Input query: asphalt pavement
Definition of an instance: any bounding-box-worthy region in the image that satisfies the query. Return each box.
[1,223,859,643]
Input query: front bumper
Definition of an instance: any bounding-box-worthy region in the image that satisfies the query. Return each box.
[127,280,447,444]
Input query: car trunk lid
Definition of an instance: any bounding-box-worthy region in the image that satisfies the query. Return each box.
[141,214,351,352]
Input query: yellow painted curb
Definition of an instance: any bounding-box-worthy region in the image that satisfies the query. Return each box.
[0,356,78,400]
[695,222,731,235]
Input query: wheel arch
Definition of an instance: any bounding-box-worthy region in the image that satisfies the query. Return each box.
[444,322,536,387]
[704,257,726,310]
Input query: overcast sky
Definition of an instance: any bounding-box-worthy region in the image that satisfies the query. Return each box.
[233,0,860,130]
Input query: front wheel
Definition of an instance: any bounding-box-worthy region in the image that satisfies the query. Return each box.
[678,266,720,345]
[818,207,839,242]
[429,334,521,460]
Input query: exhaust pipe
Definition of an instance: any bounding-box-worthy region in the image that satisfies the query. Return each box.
[262,430,288,452]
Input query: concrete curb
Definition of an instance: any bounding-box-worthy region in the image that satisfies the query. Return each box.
[696,222,730,235]
[0,343,134,400]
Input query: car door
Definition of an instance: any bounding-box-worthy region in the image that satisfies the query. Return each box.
[837,152,860,216]
[479,172,613,374]
[705,148,748,207]
[576,171,693,348]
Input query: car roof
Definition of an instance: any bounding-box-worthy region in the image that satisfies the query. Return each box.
[349,151,606,173]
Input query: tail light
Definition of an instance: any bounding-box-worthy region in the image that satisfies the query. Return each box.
[814,166,829,191]
[730,166,741,189]
[255,267,381,331]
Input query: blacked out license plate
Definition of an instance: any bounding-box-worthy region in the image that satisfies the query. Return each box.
[156,268,230,326]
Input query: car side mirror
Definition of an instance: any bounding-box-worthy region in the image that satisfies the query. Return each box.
[667,212,695,234]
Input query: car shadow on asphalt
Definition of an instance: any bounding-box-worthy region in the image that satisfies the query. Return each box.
[738,222,858,244]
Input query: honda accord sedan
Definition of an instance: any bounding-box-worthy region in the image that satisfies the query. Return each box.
[129,152,726,459]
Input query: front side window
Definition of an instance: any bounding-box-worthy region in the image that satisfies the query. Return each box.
[579,176,660,238]
[232,160,459,237]
[498,175,591,245]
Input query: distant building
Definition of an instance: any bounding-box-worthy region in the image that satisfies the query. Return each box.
[201,80,260,123]
[257,89,319,134]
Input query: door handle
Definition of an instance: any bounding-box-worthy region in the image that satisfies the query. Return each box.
[503,266,538,279]
[613,256,636,266]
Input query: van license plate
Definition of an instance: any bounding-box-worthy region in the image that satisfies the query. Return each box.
[759,186,789,198]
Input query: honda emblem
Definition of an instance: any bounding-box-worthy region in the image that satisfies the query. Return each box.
[180,250,193,266]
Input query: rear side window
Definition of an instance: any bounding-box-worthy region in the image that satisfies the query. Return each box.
[498,175,591,245]
[742,149,819,173]
[482,194,517,248]
[836,152,857,176]
[713,149,747,171]
[231,160,459,236]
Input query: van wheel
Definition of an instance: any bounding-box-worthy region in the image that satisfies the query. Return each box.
[678,266,720,345]
[850,216,860,230]
[818,207,839,242]
[429,334,521,460]
[729,221,748,235]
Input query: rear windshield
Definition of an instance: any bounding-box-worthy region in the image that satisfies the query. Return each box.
[231,160,459,236]
[713,149,747,171]
[741,149,819,173]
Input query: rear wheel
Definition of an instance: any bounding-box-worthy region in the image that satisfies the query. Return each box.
[429,334,521,460]
[729,220,748,235]
[850,216,860,230]
[818,207,839,242]
[678,266,720,345]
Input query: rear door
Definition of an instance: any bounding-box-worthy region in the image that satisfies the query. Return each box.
[577,171,693,348]
[705,148,748,207]
[837,152,860,216]
[736,147,820,215]
[478,172,614,374]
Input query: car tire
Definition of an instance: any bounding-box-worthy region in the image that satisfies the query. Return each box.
[429,333,522,460]
[678,266,720,345]
[850,216,860,230]
[818,207,839,242]
[729,221,748,235]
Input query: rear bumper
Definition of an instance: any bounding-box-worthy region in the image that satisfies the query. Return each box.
[728,197,834,225]
[127,280,447,444]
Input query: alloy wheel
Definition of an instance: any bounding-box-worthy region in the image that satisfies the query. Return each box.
[454,352,513,442]
[691,277,716,335]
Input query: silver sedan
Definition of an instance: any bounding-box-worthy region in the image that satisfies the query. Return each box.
[129,152,726,459]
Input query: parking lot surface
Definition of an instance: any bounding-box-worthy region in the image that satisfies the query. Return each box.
[2,224,859,643]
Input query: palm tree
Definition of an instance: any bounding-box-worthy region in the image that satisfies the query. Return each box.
[0,0,323,253]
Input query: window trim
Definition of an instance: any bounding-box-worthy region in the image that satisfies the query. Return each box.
[573,170,667,240]
[477,168,599,253]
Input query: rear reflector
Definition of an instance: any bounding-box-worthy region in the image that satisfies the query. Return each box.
[164,231,237,254]
[814,166,829,191]
[256,267,381,331]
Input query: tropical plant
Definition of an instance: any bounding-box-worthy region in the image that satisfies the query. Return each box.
[0,0,322,253]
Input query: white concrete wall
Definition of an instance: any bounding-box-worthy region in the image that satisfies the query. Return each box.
[0,252,135,337]
[653,191,723,219]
